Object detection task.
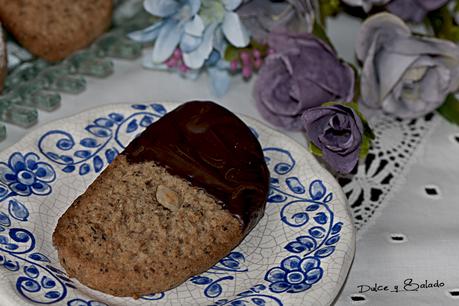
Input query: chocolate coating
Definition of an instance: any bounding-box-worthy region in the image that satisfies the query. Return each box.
[123,101,270,234]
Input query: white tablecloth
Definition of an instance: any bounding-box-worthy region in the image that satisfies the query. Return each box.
[1,14,458,306]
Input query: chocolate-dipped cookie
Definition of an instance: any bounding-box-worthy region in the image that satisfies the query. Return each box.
[52,101,270,297]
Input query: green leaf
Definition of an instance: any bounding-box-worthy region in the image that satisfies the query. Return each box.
[320,0,341,17]
[250,40,269,53]
[321,101,346,107]
[359,121,375,159]
[312,21,334,50]
[437,94,459,125]
[224,45,239,62]
[308,142,324,157]
[449,27,459,41]
[322,100,360,113]
[322,101,356,113]
[427,5,459,42]
[224,40,269,63]
[359,134,371,159]
[363,121,375,140]
[318,0,341,25]
[348,63,361,101]
[340,103,375,158]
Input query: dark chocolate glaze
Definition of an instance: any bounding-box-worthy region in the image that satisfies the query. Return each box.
[123,101,270,235]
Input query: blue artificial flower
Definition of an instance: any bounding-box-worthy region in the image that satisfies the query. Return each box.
[208,56,232,97]
[129,0,250,70]
[0,152,56,197]
[265,255,323,293]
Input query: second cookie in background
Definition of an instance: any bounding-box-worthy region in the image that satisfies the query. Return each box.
[0,0,112,62]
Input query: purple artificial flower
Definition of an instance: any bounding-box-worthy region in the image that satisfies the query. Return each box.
[387,0,449,23]
[237,0,316,43]
[341,0,391,12]
[254,32,355,130]
[302,104,364,174]
[356,13,459,118]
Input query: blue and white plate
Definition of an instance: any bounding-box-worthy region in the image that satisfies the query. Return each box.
[0,103,355,306]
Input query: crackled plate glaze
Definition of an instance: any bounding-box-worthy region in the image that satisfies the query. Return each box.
[0,103,355,306]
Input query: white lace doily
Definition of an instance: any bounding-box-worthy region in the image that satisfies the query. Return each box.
[336,112,459,306]
[339,113,438,238]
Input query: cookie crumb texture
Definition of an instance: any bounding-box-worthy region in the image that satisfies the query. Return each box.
[53,156,243,298]
[0,0,112,61]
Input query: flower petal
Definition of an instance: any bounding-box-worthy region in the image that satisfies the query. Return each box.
[184,15,204,36]
[142,53,169,70]
[356,13,410,61]
[24,153,39,171]
[222,12,250,47]
[188,0,201,16]
[342,0,390,12]
[0,182,8,199]
[419,0,449,11]
[206,50,221,66]
[144,0,180,17]
[300,257,320,273]
[152,19,183,63]
[33,163,55,183]
[265,267,287,283]
[0,163,16,184]
[359,41,381,109]
[128,21,164,42]
[212,26,227,55]
[31,182,51,196]
[281,255,301,271]
[223,0,242,11]
[323,146,360,174]
[383,58,450,118]
[183,23,217,69]
[10,182,31,196]
[9,153,25,173]
[304,267,323,285]
[208,66,231,97]
[376,51,417,102]
[269,281,291,293]
[255,94,304,130]
[180,33,203,53]
[287,283,311,293]
[389,36,459,58]
[386,0,447,23]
